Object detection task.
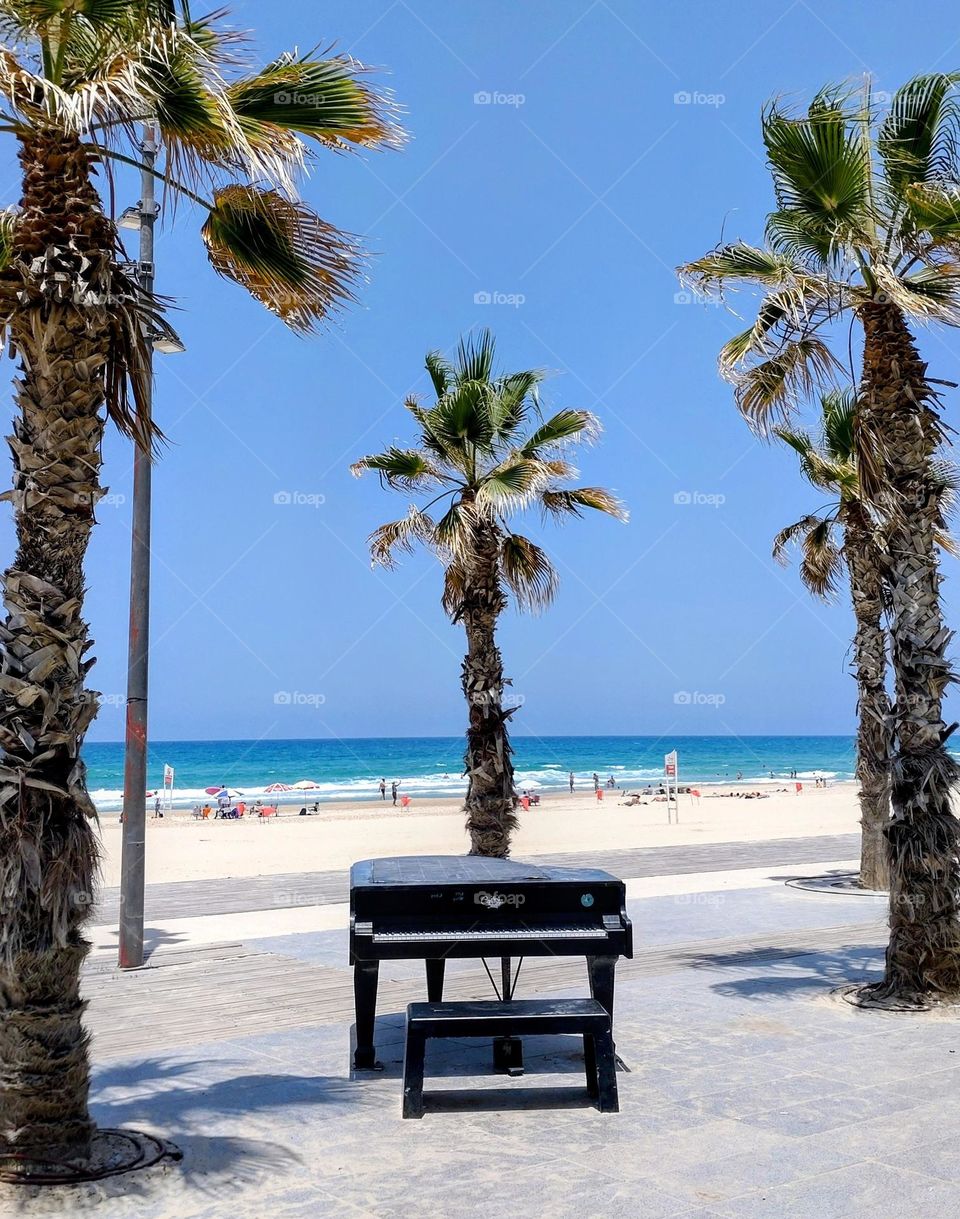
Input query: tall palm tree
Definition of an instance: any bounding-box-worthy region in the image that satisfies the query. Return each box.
[774,391,892,890]
[0,2,400,1171]
[680,74,960,1006]
[352,330,626,857]
[776,392,957,893]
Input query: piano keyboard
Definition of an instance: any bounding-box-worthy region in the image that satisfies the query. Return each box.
[372,924,609,943]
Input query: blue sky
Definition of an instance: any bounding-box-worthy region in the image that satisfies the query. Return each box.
[9,0,960,742]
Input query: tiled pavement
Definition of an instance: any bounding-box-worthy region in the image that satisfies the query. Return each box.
[37,864,960,1219]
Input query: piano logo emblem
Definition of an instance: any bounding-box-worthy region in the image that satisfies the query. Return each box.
[474,890,526,908]
[581,893,595,908]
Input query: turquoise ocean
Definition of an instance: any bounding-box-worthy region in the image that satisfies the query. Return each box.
[83,735,859,812]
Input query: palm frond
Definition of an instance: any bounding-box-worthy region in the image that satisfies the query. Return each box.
[424,349,454,398]
[879,73,960,197]
[405,398,458,465]
[520,408,599,456]
[765,207,837,266]
[434,498,471,558]
[441,561,467,619]
[903,183,960,241]
[773,513,842,599]
[488,368,541,438]
[719,281,828,369]
[143,36,240,180]
[499,533,558,613]
[350,447,443,490]
[455,327,496,383]
[773,513,824,564]
[732,336,840,428]
[679,241,799,294]
[800,516,844,598]
[426,380,495,452]
[761,93,872,234]
[820,388,857,462]
[202,184,363,332]
[0,207,15,270]
[477,458,546,509]
[873,261,960,324]
[368,506,434,569]
[541,487,628,522]
[227,52,403,153]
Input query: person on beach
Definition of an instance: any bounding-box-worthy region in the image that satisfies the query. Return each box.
[592,772,600,792]
[569,771,575,792]
[736,771,742,781]
[379,778,386,800]
[606,775,615,789]
[391,781,399,806]
[153,796,161,819]
[596,787,603,804]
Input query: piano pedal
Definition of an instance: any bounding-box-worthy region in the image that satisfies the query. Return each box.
[493,1036,524,1076]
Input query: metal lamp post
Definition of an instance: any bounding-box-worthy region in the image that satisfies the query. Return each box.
[117,124,183,969]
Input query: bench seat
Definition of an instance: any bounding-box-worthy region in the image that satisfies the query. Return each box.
[402,997,618,1117]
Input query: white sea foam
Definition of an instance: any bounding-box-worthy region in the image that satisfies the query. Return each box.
[88,762,851,813]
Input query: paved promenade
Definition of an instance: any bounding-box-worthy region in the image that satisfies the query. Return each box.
[92,833,861,922]
[20,840,959,1219]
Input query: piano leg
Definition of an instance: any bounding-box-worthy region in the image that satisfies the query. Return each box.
[586,955,617,1018]
[425,958,446,1002]
[353,959,381,1070]
[587,955,623,1069]
[493,956,524,1075]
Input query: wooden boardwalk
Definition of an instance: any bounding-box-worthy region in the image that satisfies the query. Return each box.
[83,918,884,1062]
[91,833,861,925]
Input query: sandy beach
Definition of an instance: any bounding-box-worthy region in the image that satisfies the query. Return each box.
[95,781,862,888]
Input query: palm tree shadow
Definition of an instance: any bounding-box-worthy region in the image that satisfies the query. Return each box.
[677,944,885,1000]
[89,1058,368,1202]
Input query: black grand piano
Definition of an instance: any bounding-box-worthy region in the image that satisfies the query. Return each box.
[350,855,633,1069]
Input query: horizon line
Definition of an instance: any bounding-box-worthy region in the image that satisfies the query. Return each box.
[84,732,858,746]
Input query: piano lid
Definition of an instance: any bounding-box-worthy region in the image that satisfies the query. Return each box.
[350,854,620,887]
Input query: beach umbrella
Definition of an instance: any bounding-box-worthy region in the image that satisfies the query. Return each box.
[265,782,293,793]
[207,786,244,801]
[292,779,320,790]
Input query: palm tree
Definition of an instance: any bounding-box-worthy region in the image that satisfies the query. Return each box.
[774,391,892,890]
[0,2,400,1171]
[352,330,626,857]
[680,74,960,1006]
[776,392,958,893]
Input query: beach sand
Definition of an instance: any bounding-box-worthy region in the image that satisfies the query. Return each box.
[95,781,861,888]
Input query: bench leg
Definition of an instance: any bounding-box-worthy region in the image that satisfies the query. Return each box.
[425,958,445,1002]
[592,1028,619,1113]
[402,1029,426,1119]
[583,1032,599,1098]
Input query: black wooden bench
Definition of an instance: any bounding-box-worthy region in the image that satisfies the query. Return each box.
[402,997,619,1118]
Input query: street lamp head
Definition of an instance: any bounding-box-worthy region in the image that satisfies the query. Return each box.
[118,205,141,230]
[152,333,186,355]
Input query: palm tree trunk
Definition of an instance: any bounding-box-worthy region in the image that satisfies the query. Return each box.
[857,300,960,1003]
[0,131,116,1168]
[842,514,891,891]
[459,517,518,856]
